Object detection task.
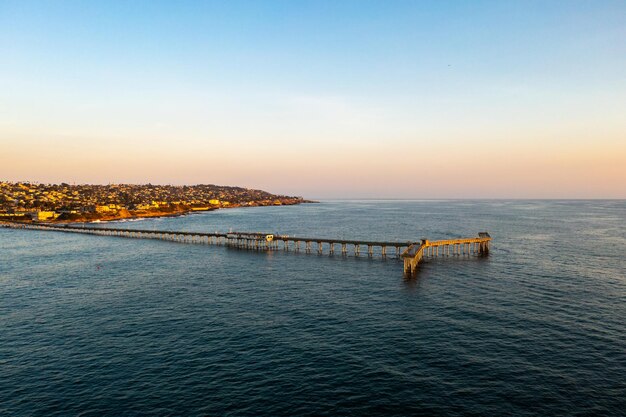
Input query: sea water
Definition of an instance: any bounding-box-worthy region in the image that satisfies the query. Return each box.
[1,200,624,416]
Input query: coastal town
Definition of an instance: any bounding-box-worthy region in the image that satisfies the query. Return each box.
[0,182,307,222]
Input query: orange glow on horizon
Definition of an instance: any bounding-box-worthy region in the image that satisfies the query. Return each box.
[2,126,624,198]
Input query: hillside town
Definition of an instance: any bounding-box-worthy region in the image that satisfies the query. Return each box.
[0,182,307,222]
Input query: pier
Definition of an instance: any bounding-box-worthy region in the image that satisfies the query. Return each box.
[1,222,491,277]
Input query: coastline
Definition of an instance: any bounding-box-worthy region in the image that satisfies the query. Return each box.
[1,199,315,225]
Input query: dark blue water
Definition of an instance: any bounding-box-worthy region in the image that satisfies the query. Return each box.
[1,200,624,416]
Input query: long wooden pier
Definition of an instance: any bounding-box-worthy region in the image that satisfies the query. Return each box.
[1,222,491,277]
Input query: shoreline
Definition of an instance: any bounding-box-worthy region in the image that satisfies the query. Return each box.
[1,200,316,225]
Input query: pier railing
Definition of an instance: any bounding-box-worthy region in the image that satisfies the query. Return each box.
[1,222,491,277]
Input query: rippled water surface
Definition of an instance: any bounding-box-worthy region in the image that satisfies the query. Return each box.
[1,200,625,416]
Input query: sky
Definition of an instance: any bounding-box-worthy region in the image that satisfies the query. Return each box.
[1,0,625,198]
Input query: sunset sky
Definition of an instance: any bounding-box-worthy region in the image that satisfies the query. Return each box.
[1,1,625,198]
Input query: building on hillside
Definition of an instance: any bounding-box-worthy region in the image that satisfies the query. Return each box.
[31,211,59,221]
[95,205,112,213]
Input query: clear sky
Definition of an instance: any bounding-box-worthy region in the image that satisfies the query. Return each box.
[1,0,624,198]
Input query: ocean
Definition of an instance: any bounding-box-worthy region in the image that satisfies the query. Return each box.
[1,200,624,416]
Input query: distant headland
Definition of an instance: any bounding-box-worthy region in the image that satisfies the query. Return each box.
[0,182,314,223]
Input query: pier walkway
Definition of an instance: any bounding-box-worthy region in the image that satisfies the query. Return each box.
[1,222,491,277]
